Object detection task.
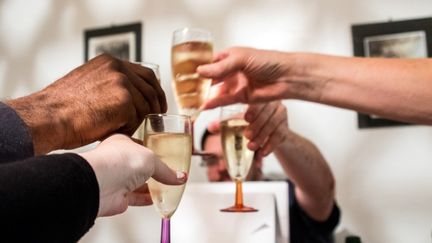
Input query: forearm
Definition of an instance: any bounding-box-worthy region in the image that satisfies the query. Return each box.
[274,131,335,221]
[0,153,99,242]
[290,54,432,124]
[5,90,66,155]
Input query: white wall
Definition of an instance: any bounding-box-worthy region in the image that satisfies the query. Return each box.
[1,0,432,242]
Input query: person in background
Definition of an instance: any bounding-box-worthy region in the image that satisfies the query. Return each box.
[201,101,340,243]
[0,54,186,242]
[197,47,432,125]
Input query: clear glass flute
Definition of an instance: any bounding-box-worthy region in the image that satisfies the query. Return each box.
[171,27,213,157]
[144,114,192,243]
[219,104,258,212]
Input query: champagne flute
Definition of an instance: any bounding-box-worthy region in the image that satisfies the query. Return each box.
[132,62,160,140]
[220,104,258,212]
[171,27,213,156]
[144,114,192,243]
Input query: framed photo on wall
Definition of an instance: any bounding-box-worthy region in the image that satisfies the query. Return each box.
[84,22,142,62]
[351,17,432,128]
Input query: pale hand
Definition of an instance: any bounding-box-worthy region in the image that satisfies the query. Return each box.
[79,134,186,217]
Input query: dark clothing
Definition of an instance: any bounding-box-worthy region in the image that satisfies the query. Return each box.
[289,181,340,243]
[0,102,99,242]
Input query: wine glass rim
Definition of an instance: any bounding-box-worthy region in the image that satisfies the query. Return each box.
[132,61,159,68]
[145,113,191,120]
[173,27,212,36]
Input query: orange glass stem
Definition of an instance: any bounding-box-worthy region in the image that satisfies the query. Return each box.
[234,179,244,208]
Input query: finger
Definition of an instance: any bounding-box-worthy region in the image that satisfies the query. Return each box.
[202,73,249,109]
[203,95,240,110]
[213,50,229,62]
[126,62,168,113]
[197,50,244,81]
[152,158,187,185]
[244,103,274,143]
[243,103,267,142]
[259,118,288,156]
[114,86,150,136]
[133,183,150,193]
[128,184,153,206]
[128,191,153,206]
[207,120,221,133]
[248,103,286,150]
[121,63,162,114]
[244,103,266,123]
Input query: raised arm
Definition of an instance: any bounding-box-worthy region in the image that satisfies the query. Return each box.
[244,101,335,221]
[273,131,335,221]
[198,47,432,124]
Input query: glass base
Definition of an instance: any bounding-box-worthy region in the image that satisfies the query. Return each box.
[220,205,258,213]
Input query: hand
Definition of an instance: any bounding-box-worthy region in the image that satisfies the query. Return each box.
[79,134,186,217]
[7,54,167,154]
[244,101,289,156]
[207,101,289,157]
[197,47,292,109]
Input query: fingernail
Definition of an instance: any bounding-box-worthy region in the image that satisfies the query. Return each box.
[177,171,188,181]
[248,142,258,151]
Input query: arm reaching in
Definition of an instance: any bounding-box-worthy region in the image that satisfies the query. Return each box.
[247,102,335,221]
[208,101,335,220]
[6,54,167,155]
[199,47,432,125]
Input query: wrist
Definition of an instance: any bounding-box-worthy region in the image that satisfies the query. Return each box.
[6,90,66,154]
[280,53,328,102]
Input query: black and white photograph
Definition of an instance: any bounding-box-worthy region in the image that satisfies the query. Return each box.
[364,31,427,58]
[84,22,142,62]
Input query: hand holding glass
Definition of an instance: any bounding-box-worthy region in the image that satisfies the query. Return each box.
[220,104,258,213]
[144,114,192,243]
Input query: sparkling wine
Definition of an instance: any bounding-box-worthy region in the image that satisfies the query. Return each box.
[171,41,213,121]
[221,119,254,180]
[145,133,192,218]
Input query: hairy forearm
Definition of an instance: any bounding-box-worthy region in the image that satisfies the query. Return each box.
[6,90,66,155]
[274,131,335,221]
[288,54,432,124]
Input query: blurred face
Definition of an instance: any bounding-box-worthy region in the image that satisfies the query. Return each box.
[203,133,263,182]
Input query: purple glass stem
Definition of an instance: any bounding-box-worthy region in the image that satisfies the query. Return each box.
[161,218,170,243]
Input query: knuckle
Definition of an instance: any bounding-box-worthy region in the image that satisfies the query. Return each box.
[141,149,156,177]
[112,73,129,86]
[116,88,133,104]
[104,55,122,70]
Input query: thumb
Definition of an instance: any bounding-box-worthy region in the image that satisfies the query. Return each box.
[151,157,187,185]
[197,50,244,82]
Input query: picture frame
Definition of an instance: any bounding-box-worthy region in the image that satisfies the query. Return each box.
[351,17,432,128]
[84,22,142,62]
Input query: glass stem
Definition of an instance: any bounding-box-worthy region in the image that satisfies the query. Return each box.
[234,179,244,208]
[161,218,170,243]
